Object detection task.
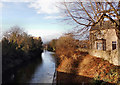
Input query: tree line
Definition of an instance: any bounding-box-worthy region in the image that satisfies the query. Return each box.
[2,26,43,72]
[46,34,86,63]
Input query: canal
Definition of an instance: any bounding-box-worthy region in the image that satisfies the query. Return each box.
[9,50,57,84]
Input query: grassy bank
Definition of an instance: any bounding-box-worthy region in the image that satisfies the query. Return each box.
[47,34,120,84]
[56,49,120,84]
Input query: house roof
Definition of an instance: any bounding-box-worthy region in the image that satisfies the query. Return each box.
[90,20,119,31]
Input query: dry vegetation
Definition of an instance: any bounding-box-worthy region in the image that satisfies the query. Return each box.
[55,35,78,58]
[48,34,120,84]
[55,1,120,84]
[57,50,120,84]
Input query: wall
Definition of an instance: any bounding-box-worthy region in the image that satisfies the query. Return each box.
[89,49,119,65]
[118,36,120,65]
[90,28,118,51]
[104,29,118,51]
[89,22,120,66]
[78,47,119,65]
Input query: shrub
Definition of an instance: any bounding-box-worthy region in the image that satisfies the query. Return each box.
[55,35,78,60]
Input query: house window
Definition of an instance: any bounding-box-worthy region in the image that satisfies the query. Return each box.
[112,41,116,50]
[103,43,106,51]
[103,41,106,51]
[96,42,103,50]
[96,41,106,50]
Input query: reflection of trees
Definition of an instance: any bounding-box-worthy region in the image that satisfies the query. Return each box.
[13,57,43,83]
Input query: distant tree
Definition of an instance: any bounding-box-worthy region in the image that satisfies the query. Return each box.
[47,39,57,51]
[55,35,78,59]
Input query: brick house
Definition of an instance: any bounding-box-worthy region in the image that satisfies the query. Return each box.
[89,20,120,65]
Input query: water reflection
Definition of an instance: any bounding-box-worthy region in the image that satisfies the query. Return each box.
[13,57,43,83]
[29,51,56,83]
[9,51,56,84]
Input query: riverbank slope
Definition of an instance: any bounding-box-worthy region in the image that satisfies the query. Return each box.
[56,50,120,84]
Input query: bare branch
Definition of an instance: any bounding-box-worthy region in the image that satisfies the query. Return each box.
[90,0,98,20]
[105,0,119,20]
[79,2,95,23]
[64,2,93,26]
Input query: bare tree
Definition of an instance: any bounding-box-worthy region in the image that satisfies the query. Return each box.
[60,0,120,38]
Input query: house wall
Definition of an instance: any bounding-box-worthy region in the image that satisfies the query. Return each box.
[89,29,119,66]
[118,32,120,65]
[89,30,97,49]
[90,29,118,51]
[104,29,118,51]
[104,29,119,65]
[118,41,120,65]
[89,49,119,65]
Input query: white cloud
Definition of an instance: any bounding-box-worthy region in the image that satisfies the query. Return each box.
[44,15,63,19]
[0,2,3,8]
[1,0,64,18]
[27,28,63,43]
[1,0,34,2]
[28,0,60,14]
[28,28,62,37]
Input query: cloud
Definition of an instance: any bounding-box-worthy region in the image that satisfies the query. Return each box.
[27,28,63,43]
[1,0,64,19]
[0,2,3,8]
[28,0,60,14]
[44,15,63,19]
[1,0,34,2]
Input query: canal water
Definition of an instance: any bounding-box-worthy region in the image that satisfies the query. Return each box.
[10,50,56,84]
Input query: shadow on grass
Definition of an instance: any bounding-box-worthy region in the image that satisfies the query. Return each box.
[56,71,115,85]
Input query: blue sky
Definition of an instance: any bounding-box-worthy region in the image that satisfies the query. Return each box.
[0,0,73,43]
